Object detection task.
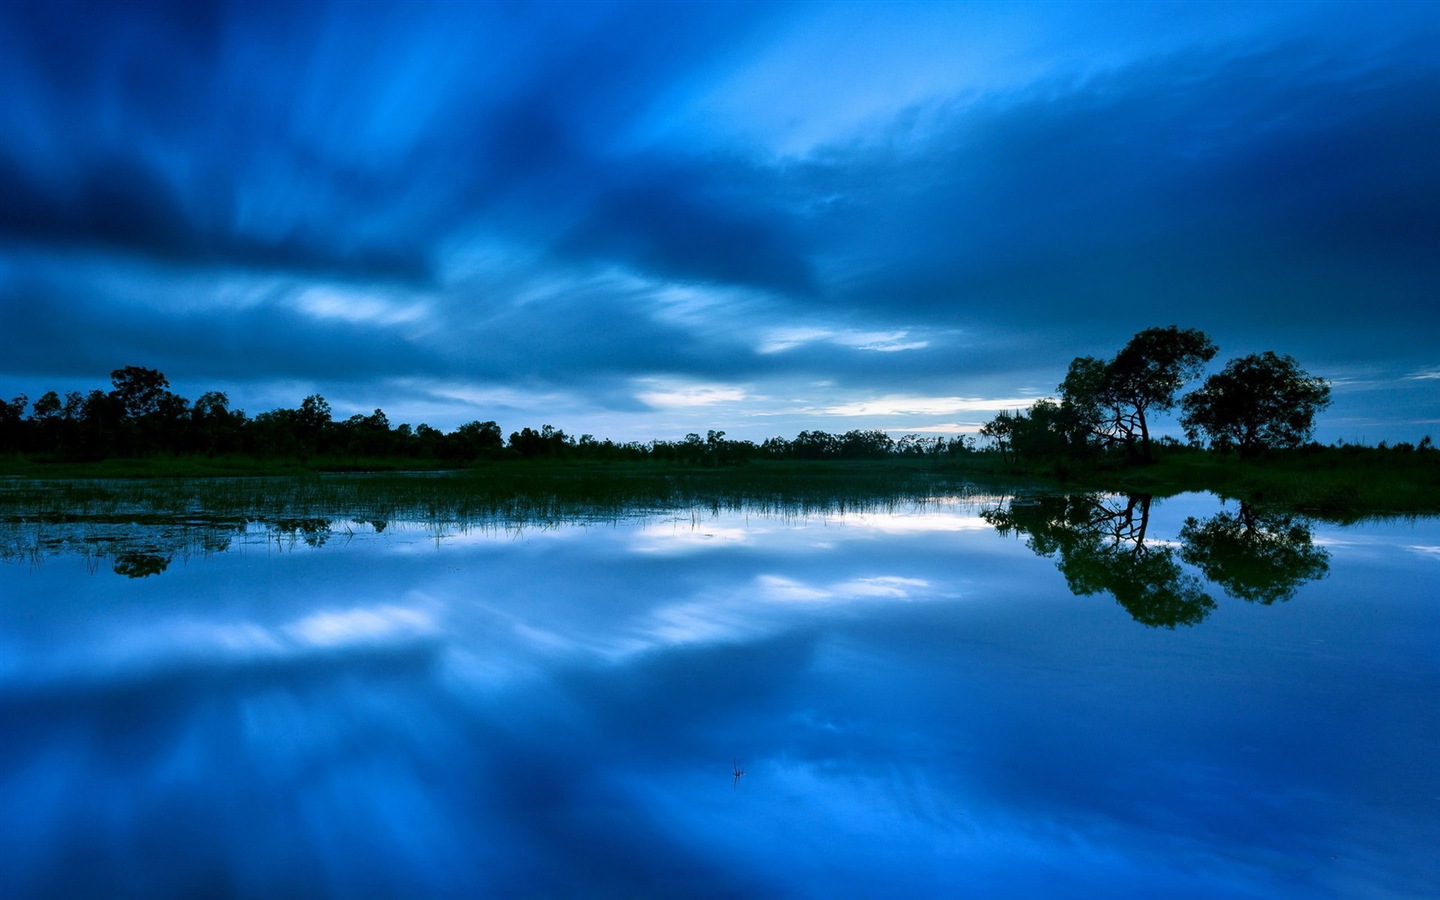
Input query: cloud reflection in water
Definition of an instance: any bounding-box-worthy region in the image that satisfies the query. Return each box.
[1,495,1438,897]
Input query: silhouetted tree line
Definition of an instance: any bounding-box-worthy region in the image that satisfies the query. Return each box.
[981,326,1344,464]
[0,366,977,465]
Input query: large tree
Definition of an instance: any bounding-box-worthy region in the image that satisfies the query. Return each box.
[109,366,175,419]
[1059,326,1218,461]
[1179,351,1330,456]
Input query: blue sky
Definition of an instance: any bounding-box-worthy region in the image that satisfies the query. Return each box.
[1,0,1437,442]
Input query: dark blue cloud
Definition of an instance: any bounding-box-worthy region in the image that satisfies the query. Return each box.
[809,36,1440,348]
[559,165,817,294]
[0,152,434,283]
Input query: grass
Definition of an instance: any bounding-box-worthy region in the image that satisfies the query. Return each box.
[1020,447,1440,520]
[0,459,1017,572]
[0,459,1008,527]
[0,453,447,479]
[2,447,1436,523]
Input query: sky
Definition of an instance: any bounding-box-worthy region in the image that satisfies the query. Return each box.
[1,0,1438,444]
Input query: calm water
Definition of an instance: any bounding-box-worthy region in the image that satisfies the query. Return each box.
[2,490,1437,898]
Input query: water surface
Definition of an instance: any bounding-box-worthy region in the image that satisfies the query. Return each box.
[2,489,1437,898]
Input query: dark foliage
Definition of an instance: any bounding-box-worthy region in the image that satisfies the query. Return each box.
[1180,352,1331,457]
[984,493,1216,627]
[984,493,1332,625]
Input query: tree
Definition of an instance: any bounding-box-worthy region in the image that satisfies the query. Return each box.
[838,429,894,459]
[78,389,125,457]
[28,391,63,453]
[451,420,503,460]
[0,394,27,453]
[790,430,840,459]
[106,366,193,454]
[1012,399,1088,462]
[1059,326,1217,461]
[295,394,333,455]
[982,399,1090,465]
[1179,351,1330,457]
[979,410,1018,464]
[190,391,242,455]
[508,425,570,458]
[298,394,332,433]
[109,366,173,419]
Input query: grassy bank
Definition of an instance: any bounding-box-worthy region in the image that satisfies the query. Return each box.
[0,453,457,479]
[0,458,1017,529]
[2,448,1436,521]
[1020,446,1440,520]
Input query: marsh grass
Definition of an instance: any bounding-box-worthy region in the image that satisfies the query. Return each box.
[2,450,1433,573]
[0,462,1008,571]
[1038,447,1440,521]
[2,460,995,515]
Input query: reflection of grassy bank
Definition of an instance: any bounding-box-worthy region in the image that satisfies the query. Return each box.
[0,462,1007,577]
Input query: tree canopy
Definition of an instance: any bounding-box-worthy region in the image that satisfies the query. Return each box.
[1179,352,1331,456]
[1058,325,1217,461]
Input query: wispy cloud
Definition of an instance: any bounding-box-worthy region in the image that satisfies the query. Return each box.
[758,327,929,354]
[817,395,1043,417]
[296,287,428,327]
[635,380,757,410]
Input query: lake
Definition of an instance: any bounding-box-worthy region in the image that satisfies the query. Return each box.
[2,483,1437,898]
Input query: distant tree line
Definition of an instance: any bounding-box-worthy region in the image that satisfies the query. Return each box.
[0,366,976,465]
[979,326,1353,464]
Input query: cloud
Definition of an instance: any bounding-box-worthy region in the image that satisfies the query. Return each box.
[635,380,757,410]
[557,165,817,294]
[817,395,1044,418]
[757,326,929,354]
[790,35,1440,358]
[0,152,436,284]
[295,287,428,326]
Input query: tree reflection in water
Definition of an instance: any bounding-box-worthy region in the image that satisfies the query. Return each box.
[1179,503,1330,604]
[0,514,329,573]
[984,494,1215,627]
[112,551,172,578]
[985,494,1330,627]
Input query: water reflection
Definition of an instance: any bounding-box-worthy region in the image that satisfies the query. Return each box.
[1179,504,1330,604]
[0,513,346,576]
[983,494,1329,627]
[1,491,1437,897]
[111,551,172,578]
[0,492,1337,626]
[984,494,1214,627]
